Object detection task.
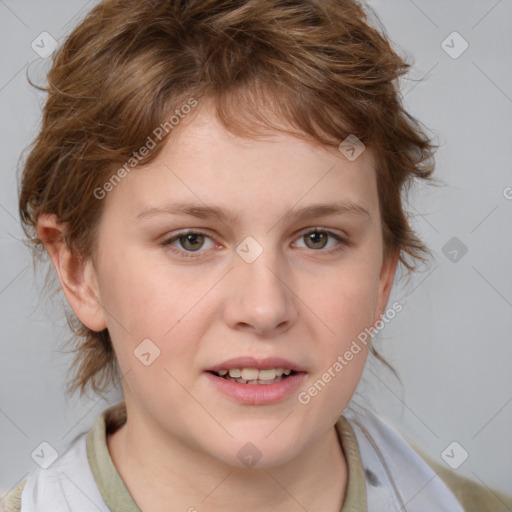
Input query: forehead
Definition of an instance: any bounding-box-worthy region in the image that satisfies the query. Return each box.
[165,101,374,165]
[102,102,379,224]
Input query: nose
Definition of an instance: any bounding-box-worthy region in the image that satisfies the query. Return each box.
[222,245,298,337]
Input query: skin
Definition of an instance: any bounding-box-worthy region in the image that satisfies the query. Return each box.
[38,101,398,512]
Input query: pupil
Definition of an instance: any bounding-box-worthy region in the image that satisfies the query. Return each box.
[182,233,203,251]
[307,232,326,249]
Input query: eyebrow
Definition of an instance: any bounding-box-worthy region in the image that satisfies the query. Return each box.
[135,200,372,224]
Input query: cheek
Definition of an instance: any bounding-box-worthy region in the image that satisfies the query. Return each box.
[295,265,381,419]
[305,257,381,344]
[98,246,187,330]
[96,248,220,376]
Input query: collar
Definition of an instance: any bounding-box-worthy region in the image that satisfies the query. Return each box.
[85,401,367,511]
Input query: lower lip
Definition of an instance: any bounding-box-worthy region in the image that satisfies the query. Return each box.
[204,371,307,405]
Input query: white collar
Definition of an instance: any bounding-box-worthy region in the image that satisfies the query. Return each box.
[345,406,464,511]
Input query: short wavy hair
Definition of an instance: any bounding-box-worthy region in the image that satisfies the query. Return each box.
[18,0,438,399]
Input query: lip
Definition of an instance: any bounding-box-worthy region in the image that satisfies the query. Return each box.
[206,356,307,373]
[205,371,307,405]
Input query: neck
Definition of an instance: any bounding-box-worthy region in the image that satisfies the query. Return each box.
[107,413,348,512]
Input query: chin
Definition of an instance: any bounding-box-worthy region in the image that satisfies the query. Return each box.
[205,435,302,471]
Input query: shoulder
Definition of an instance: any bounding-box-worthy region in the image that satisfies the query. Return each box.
[413,445,512,512]
[0,402,126,512]
[0,480,25,512]
[343,406,512,511]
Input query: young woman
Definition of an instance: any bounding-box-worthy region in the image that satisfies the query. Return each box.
[4,0,511,510]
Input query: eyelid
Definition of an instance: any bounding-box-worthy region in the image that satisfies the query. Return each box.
[294,226,347,242]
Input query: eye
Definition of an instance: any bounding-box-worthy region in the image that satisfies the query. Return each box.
[161,228,346,258]
[293,228,346,253]
[161,230,216,256]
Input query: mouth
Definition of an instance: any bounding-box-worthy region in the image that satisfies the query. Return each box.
[204,364,307,405]
[206,367,300,385]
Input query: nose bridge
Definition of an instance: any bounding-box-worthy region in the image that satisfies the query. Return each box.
[224,236,298,335]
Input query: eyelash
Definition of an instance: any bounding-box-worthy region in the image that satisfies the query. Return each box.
[160,228,347,258]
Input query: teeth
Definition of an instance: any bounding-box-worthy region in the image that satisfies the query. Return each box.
[259,369,277,380]
[219,367,293,381]
[232,376,284,385]
[240,368,259,380]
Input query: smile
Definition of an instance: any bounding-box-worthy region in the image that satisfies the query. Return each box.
[210,367,295,384]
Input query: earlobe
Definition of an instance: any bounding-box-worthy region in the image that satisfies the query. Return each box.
[37,213,107,332]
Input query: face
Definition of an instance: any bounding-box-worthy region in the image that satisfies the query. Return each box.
[83,103,397,468]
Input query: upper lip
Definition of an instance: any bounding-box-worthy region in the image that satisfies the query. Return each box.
[206,356,307,373]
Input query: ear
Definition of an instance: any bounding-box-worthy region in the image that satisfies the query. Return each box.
[37,213,107,332]
[372,247,400,325]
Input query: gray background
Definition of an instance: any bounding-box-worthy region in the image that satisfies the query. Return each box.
[1,0,511,500]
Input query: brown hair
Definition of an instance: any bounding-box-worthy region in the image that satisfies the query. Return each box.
[19,0,438,399]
